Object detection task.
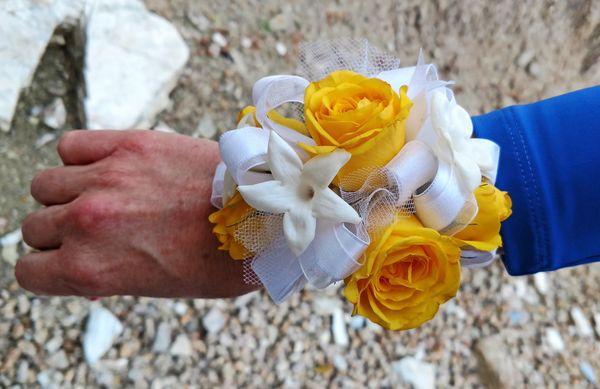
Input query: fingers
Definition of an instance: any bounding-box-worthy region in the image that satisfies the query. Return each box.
[21,205,69,249]
[15,250,75,295]
[31,164,95,206]
[57,130,132,165]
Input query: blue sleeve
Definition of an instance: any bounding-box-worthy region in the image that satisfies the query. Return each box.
[472,86,600,275]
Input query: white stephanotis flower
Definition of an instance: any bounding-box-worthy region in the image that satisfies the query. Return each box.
[430,90,499,192]
[238,131,361,256]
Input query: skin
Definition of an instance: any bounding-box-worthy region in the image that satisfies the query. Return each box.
[16,130,258,298]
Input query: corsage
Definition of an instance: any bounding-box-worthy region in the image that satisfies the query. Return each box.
[209,40,511,331]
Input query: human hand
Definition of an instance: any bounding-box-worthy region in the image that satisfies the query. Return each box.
[16,130,257,298]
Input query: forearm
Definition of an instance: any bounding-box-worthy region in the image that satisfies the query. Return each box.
[473,86,600,275]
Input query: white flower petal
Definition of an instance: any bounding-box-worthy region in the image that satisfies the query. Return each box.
[454,153,482,193]
[268,131,302,183]
[312,189,361,224]
[283,206,316,256]
[449,104,473,139]
[238,181,294,214]
[302,150,351,188]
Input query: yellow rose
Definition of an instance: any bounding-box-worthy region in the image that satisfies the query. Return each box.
[454,183,512,252]
[301,70,412,189]
[344,215,461,331]
[208,192,254,260]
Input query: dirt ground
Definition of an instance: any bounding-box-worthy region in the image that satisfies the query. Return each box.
[1,0,599,387]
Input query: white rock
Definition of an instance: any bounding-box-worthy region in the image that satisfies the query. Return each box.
[83,304,124,365]
[313,297,341,315]
[1,245,19,265]
[392,357,435,389]
[48,350,70,369]
[1,229,22,246]
[0,0,84,132]
[194,114,217,139]
[152,322,172,353]
[349,315,365,330]
[533,273,549,295]
[43,98,66,129]
[173,301,188,316]
[332,354,348,372]
[202,307,226,334]
[35,132,58,148]
[275,42,287,57]
[331,308,349,348]
[240,37,253,49]
[170,334,193,357]
[17,360,29,384]
[545,328,565,352]
[580,360,597,384]
[570,307,593,337]
[212,32,228,48]
[84,0,189,130]
[46,336,64,354]
[153,121,176,133]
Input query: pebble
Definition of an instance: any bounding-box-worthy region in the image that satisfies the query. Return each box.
[48,350,70,370]
[202,307,226,334]
[212,32,228,48]
[545,328,565,352]
[349,315,365,329]
[1,228,22,246]
[580,360,597,384]
[17,360,29,384]
[533,273,549,295]
[392,357,435,389]
[83,305,124,365]
[43,97,66,129]
[275,42,287,56]
[570,307,593,337]
[332,354,348,372]
[2,244,19,265]
[240,37,253,49]
[269,13,289,31]
[170,334,193,357]
[313,297,341,315]
[331,308,349,348]
[35,132,58,148]
[153,121,176,133]
[152,322,172,353]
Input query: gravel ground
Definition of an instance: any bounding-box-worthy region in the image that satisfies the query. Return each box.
[1,0,599,387]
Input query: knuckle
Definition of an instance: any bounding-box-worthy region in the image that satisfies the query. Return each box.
[30,170,49,199]
[20,213,37,244]
[97,166,127,188]
[120,131,154,155]
[69,197,116,232]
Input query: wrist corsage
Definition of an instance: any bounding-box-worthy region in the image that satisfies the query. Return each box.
[209,40,511,331]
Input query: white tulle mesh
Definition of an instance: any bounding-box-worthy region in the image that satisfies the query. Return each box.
[298,39,401,81]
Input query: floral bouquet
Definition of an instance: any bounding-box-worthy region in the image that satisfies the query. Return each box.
[209,40,511,330]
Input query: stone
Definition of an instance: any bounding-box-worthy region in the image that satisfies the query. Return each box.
[475,335,522,388]
[0,0,83,132]
[331,308,349,348]
[153,121,176,133]
[1,245,19,265]
[17,360,30,384]
[1,229,22,246]
[313,297,341,316]
[194,114,217,139]
[48,350,70,370]
[275,42,287,57]
[545,328,565,352]
[533,273,549,295]
[269,14,290,32]
[35,132,58,148]
[580,361,597,384]
[349,315,365,330]
[43,97,67,129]
[152,322,172,353]
[570,307,593,337]
[84,0,189,130]
[392,357,435,389]
[203,307,227,335]
[170,334,193,357]
[82,304,124,365]
[241,37,253,49]
[332,354,348,372]
[212,32,228,48]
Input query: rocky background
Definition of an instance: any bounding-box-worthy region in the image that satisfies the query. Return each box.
[1,0,599,387]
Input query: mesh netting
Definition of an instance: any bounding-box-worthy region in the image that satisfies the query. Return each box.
[298,39,401,81]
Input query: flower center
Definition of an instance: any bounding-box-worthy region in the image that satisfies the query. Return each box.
[298,184,315,201]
